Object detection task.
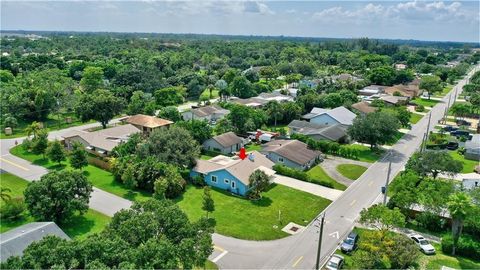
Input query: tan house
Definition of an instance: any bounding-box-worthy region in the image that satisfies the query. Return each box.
[351,101,377,115]
[385,83,421,98]
[126,114,173,135]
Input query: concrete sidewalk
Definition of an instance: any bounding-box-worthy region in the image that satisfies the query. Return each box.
[273,175,343,201]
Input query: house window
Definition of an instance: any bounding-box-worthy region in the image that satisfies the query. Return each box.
[231,181,236,189]
[278,157,284,163]
[224,179,230,184]
[211,175,217,183]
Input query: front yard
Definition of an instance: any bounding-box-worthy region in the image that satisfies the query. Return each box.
[10,145,152,202]
[449,150,478,173]
[345,144,384,163]
[336,164,367,180]
[307,166,347,190]
[0,172,111,238]
[411,98,440,108]
[175,184,331,240]
[410,113,424,124]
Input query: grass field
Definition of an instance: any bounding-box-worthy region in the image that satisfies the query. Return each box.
[200,88,219,100]
[411,98,440,108]
[307,166,347,190]
[449,150,478,173]
[346,144,384,163]
[336,164,368,180]
[175,184,331,240]
[434,85,453,97]
[410,113,424,124]
[245,143,262,152]
[386,131,405,145]
[10,145,152,202]
[0,173,111,238]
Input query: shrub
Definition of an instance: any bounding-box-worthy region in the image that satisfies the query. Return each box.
[415,104,425,112]
[415,212,447,232]
[273,164,309,181]
[0,197,26,220]
[441,233,480,260]
[191,175,205,187]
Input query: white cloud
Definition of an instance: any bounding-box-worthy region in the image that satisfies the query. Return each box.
[312,3,384,23]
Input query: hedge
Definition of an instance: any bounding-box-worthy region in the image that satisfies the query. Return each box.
[441,233,480,260]
[291,133,360,160]
[272,164,334,188]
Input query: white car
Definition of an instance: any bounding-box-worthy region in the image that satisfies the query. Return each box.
[409,234,436,255]
[325,254,344,270]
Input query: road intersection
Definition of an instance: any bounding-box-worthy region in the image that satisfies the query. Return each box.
[0,66,477,269]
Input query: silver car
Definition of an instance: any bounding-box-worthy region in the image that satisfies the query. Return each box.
[325,254,344,270]
[340,231,358,253]
[409,234,436,255]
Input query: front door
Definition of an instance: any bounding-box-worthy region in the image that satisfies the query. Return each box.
[231,180,236,190]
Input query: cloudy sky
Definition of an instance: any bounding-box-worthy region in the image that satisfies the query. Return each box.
[1,1,479,42]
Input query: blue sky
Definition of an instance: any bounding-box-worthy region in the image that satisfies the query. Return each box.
[1,1,479,42]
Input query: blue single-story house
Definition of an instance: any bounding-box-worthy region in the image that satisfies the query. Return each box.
[190,151,275,196]
[302,106,356,127]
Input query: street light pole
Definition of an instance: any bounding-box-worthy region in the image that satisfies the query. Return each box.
[315,213,326,270]
[383,159,392,205]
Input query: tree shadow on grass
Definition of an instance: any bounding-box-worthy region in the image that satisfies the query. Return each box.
[60,214,95,239]
[48,164,67,171]
[250,196,272,207]
[32,158,50,167]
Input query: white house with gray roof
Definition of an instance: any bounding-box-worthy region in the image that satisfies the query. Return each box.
[0,222,69,262]
[181,105,230,122]
[302,106,356,127]
[261,139,322,170]
[202,132,244,154]
[288,120,350,142]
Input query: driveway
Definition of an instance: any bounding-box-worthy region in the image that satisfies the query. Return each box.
[319,156,372,187]
[273,175,343,201]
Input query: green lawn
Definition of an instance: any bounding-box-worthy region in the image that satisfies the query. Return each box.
[449,150,478,173]
[245,143,262,152]
[336,164,368,180]
[175,184,331,240]
[386,131,405,146]
[200,88,219,100]
[410,113,424,124]
[434,85,453,97]
[10,145,152,202]
[306,166,347,190]
[346,144,384,163]
[411,98,440,108]
[0,172,111,238]
[0,113,95,139]
[336,228,480,270]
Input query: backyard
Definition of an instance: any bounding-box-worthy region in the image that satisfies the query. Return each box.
[175,184,331,240]
[10,145,152,202]
[307,166,347,190]
[336,164,368,180]
[0,172,111,238]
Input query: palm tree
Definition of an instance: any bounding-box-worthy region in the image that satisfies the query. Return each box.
[447,192,473,255]
[24,121,42,138]
[0,187,12,202]
[266,101,283,127]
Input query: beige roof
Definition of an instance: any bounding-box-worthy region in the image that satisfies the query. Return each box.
[126,114,173,128]
[385,84,420,97]
[190,105,230,118]
[262,140,322,165]
[211,132,243,148]
[351,101,377,114]
[193,151,275,185]
[62,124,140,151]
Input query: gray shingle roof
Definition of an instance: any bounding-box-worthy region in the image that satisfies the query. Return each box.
[288,120,349,141]
[1,222,70,262]
[190,105,230,118]
[62,124,140,151]
[261,139,321,165]
[211,132,243,148]
[302,106,356,126]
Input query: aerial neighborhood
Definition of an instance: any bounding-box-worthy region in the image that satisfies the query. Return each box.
[1,10,480,270]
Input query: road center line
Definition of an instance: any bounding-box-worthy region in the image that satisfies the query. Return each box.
[368,181,373,187]
[349,200,356,206]
[0,157,30,171]
[292,256,303,268]
[211,250,228,263]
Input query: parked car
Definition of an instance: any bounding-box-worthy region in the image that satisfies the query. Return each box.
[340,231,359,253]
[442,125,458,132]
[325,254,344,270]
[450,130,470,137]
[446,141,459,150]
[409,234,436,255]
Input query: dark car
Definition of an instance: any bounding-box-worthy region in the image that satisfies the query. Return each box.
[340,231,359,253]
[450,130,470,137]
[442,126,458,132]
[446,141,459,150]
[456,119,471,126]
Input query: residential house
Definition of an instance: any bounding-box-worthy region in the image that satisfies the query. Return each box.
[181,105,230,122]
[1,222,69,262]
[288,120,350,142]
[302,106,356,126]
[359,85,386,96]
[394,63,407,70]
[351,101,377,115]
[385,83,421,98]
[465,134,480,161]
[190,151,275,196]
[462,178,480,190]
[299,79,322,89]
[257,92,294,103]
[273,88,299,98]
[230,92,293,108]
[126,114,173,135]
[379,94,409,106]
[242,66,264,75]
[202,132,244,155]
[62,124,141,156]
[331,73,363,83]
[261,139,322,170]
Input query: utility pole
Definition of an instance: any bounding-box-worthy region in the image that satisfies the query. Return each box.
[315,214,326,270]
[383,159,392,205]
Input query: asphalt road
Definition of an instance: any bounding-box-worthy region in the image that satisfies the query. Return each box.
[211,65,479,269]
